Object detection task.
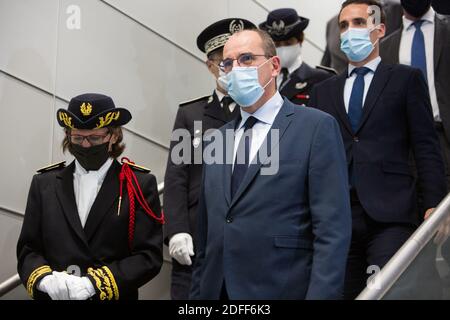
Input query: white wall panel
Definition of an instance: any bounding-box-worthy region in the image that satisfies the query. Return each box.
[0,74,55,213]
[0,0,58,91]
[0,212,23,282]
[103,0,229,58]
[55,0,214,148]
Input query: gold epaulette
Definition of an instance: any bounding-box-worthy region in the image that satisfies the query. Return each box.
[316,65,338,75]
[36,161,66,174]
[122,160,151,173]
[179,94,211,107]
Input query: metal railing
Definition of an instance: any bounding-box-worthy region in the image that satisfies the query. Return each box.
[357,193,450,300]
[0,182,164,298]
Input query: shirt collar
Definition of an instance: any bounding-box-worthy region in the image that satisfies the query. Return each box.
[215,89,233,105]
[347,56,381,77]
[74,157,114,180]
[238,91,284,130]
[403,7,435,31]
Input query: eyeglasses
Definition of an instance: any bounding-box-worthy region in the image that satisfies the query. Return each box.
[68,133,111,146]
[219,53,272,73]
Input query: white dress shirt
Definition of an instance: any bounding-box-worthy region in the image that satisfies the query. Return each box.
[399,7,440,121]
[276,55,303,89]
[233,91,284,170]
[73,158,113,227]
[215,89,236,113]
[344,56,382,113]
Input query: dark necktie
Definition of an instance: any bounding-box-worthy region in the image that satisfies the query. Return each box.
[279,68,289,89]
[231,116,258,198]
[411,20,428,83]
[222,96,234,119]
[348,67,371,132]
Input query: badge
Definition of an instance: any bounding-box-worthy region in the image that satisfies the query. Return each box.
[193,137,201,149]
[207,96,214,104]
[295,82,308,90]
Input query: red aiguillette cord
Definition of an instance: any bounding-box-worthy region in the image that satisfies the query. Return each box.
[118,157,165,248]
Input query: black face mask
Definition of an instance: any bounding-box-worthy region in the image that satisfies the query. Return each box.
[71,142,110,171]
[401,0,432,18]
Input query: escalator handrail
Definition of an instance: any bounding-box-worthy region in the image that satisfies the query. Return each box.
[356,192,450,300]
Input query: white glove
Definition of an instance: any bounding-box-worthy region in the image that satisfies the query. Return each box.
[66,276,96,300]
[37,272,70,300]
[169,233,194,266]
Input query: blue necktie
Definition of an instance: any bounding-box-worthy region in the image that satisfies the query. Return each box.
[411,20,428,83]
[231,116,258,198]
[348,67,371,132]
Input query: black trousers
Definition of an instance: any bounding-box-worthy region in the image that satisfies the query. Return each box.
[170,258,194,300]
[435,122,450,190]
[344,191,415,300]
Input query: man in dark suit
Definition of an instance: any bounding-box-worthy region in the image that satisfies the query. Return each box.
[310,0,447,299]
[381,0,450,189]
[432,0,450,14]
[190,29,351,300]
[259,8,336,106]
[321,0,403,74]
[163,18,256,300]
[17,93,164,300]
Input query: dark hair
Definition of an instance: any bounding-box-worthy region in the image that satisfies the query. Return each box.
[339,0,386,24]
[62,126,125,158]
[295,32,305,44]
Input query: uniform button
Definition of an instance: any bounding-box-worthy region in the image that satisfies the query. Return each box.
[353,136,360,142]
[226,217,233,223]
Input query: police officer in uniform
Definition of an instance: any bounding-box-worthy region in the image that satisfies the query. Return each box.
[260,8,336,106]
[17,93,164,300]
[164,18,256,300]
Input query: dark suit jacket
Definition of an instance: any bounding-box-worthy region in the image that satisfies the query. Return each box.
[280,62,335,106]
[17,160,163,300]
[380,13,450,141]
[190,99,352,300]
[310,62,447,225]
[164,91,239,246]
[321,0,403,74]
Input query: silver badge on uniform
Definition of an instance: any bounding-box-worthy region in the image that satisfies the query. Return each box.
[193,137,201,148]
[207,96,214,104]
[295,82,308,90]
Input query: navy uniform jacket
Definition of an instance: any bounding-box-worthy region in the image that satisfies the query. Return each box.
[310,62,447,225]
[17,160,163,300]
[164,92,239,246]
[280,63,335,106]
[190,99,352,299]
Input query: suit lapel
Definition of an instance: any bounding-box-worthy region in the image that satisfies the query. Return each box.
[357,63,392,132]
[434,15,447,71]
[223,120,238,206]
[333,71,354,135]
[229,100,294,208]
[56,162,88,247]
[83,160,120,241]
[390,29,401,64]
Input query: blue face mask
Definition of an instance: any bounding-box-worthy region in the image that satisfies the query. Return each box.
[225,59,273,107]
[340,27,378,62]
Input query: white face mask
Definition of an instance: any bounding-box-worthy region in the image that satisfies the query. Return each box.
[276,44,302,70]
[217,68,228,92]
